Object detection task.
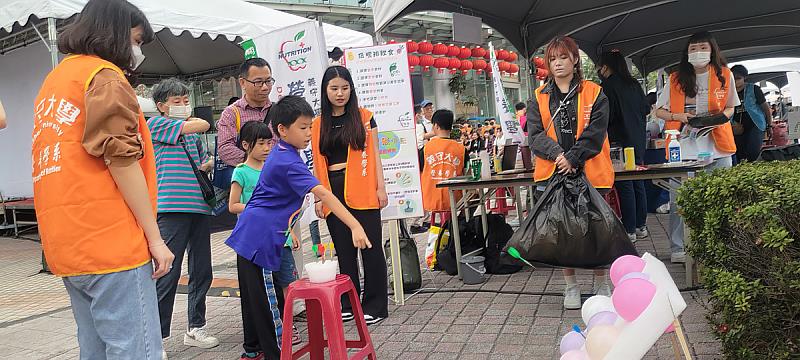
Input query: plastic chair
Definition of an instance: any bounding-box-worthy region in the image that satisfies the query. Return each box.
[281,274,377,360]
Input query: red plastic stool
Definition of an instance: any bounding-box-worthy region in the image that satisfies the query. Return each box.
[281,274,377,360]
[488,187,516,215]
[603,187,622,219]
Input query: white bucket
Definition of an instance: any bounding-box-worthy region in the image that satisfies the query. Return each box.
[304,260,338,283]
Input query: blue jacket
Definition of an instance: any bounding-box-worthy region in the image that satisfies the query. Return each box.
[740,83,768,131]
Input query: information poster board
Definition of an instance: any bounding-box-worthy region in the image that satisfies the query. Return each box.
[344,43,424,220]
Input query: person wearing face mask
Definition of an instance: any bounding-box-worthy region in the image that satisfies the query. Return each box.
[147,78,219,356]
[596,50,651,243]
[31,0,175,358]
[654,31,739,264]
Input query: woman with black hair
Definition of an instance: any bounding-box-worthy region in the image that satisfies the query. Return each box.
[597,51,651,243]
[311,66,389,324]
[31,0,174,358]
[654,31,740,263]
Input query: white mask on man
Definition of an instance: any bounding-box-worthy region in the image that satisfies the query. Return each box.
[168,105,192,119]
[131,45,146,70]
[687,51,711,68]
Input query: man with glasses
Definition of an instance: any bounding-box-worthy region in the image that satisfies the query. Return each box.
[218,58,275,167]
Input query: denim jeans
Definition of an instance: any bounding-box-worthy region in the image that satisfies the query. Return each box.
[63,263,163,360]
[615,180,648,234]
[669,156,732,253]
[309,220,321,246]
[155,212,212,338]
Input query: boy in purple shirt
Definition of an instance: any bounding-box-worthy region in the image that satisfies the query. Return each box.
[225,96,370,360]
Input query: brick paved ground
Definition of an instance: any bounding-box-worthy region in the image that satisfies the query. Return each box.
[0,213,723,359]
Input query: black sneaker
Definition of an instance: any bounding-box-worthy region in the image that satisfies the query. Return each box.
[409,225,428,234]
[341,312,354,322]
[364,314,384,325]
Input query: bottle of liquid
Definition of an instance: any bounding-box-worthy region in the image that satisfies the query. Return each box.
[665,130,682,163]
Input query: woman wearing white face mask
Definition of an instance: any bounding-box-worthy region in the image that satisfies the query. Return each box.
[147,78,220,357]
[654,31,739,264]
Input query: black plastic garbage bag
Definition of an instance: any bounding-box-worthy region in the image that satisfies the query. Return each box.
[503,173,637,268]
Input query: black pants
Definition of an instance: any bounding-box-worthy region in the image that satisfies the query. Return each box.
[327,170,389,318]
[155,212,212,339]
[237,255,284,359]
[734,127,764,164]
[615,180,648,234]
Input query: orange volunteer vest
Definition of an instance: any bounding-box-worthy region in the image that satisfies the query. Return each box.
[32,55,156,277]
[666,67,737,154]
[533,80,614,188]
[311,108,380,215]
[421,137,466,211]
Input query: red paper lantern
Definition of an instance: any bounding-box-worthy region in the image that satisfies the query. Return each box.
[508,63,519,73]
[418,41,433,54]
[460,59,473,71]
[471,46,486,58]
[406,40,419,53]
[507,51,518,62]
[408,54,420,68]
[484,51,491,60]
[434,57,450,73]
[432,43,448,56]
[447,44,460,57]
[472,59,487,72]
[498,61,511,72]
[420,54,435,70]
[449,57,461,70]
[533,56,545,68]
[536,68,549,78]
[387,39,397,44]
[458,46,471,59]
[496,49,510,61]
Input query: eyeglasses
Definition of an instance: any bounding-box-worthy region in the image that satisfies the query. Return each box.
[242,77,276,87]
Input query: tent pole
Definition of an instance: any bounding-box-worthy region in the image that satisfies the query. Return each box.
[47,18,58,69]
[521,23,532,100]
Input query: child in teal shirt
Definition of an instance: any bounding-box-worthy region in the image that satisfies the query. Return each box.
[229,121,272,212]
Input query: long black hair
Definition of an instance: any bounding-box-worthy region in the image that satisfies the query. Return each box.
[598,51,639,86]
[58,0,154,73]
[319,66,367,154]
[675,32,727,98]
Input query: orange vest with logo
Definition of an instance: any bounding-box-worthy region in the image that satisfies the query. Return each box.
[32,55,156,277]
[421,137,466,211]
[533,80,614,189]
[311,108,380,215]
[666,67,737,153]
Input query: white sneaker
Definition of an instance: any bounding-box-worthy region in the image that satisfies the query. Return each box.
[594,282,612,297]
[656,203,670,214]
[162,350,168,360]
[628,233,638,244]
[635,226,649,238]
[184,327,219,349]
[563,285,582,310]
[671,252,686,264]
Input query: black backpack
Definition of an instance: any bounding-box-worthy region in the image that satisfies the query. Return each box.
[436,215,484,276]
[477,214,523,274]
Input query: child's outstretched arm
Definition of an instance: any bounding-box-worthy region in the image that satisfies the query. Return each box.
[310,185,371,249]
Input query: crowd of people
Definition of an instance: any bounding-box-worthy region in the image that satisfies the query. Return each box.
[27,0,780,359]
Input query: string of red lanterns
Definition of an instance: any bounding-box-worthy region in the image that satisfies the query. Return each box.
[396,40,520,75]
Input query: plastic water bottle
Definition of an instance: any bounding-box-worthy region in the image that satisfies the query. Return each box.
[665,130,682,163]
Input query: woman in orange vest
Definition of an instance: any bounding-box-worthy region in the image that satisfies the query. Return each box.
[528,35,613,310]
[31,0,174,358]
[311,66,389,324]
[653,32,739,264]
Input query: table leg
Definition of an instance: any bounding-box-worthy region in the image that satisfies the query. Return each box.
[12,209,19,237]
[479,188,488,239]
[528,185,536,210]
[515,186,525,222]
[449,189,463,279]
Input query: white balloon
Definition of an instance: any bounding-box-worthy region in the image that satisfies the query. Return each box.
[581,295,615,325]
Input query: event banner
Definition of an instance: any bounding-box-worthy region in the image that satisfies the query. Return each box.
[344,43,424,220]
[243,21,328,223]
[489,42,523,144]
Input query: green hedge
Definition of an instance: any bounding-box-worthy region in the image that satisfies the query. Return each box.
[677,160,800,359]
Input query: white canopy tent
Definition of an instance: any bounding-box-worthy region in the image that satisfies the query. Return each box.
[0,0,373,198]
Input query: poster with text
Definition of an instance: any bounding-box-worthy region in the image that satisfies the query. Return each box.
[489,42,523,144]
[345,44,423,220]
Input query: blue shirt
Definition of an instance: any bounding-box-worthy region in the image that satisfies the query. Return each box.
[225,140,320,270]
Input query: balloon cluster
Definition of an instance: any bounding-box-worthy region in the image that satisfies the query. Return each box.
[558,254,682,360]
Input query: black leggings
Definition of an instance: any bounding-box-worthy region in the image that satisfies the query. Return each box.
[326,170,388,318]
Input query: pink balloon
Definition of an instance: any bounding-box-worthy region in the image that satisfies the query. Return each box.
[611,278,657,321]
[610,255,645,286]
[586,311,618,331]
[619,271,650,283]
[560,349,590,360]
[560,331,585,355]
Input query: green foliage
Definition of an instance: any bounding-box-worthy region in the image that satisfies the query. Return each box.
[677,161,800,359]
